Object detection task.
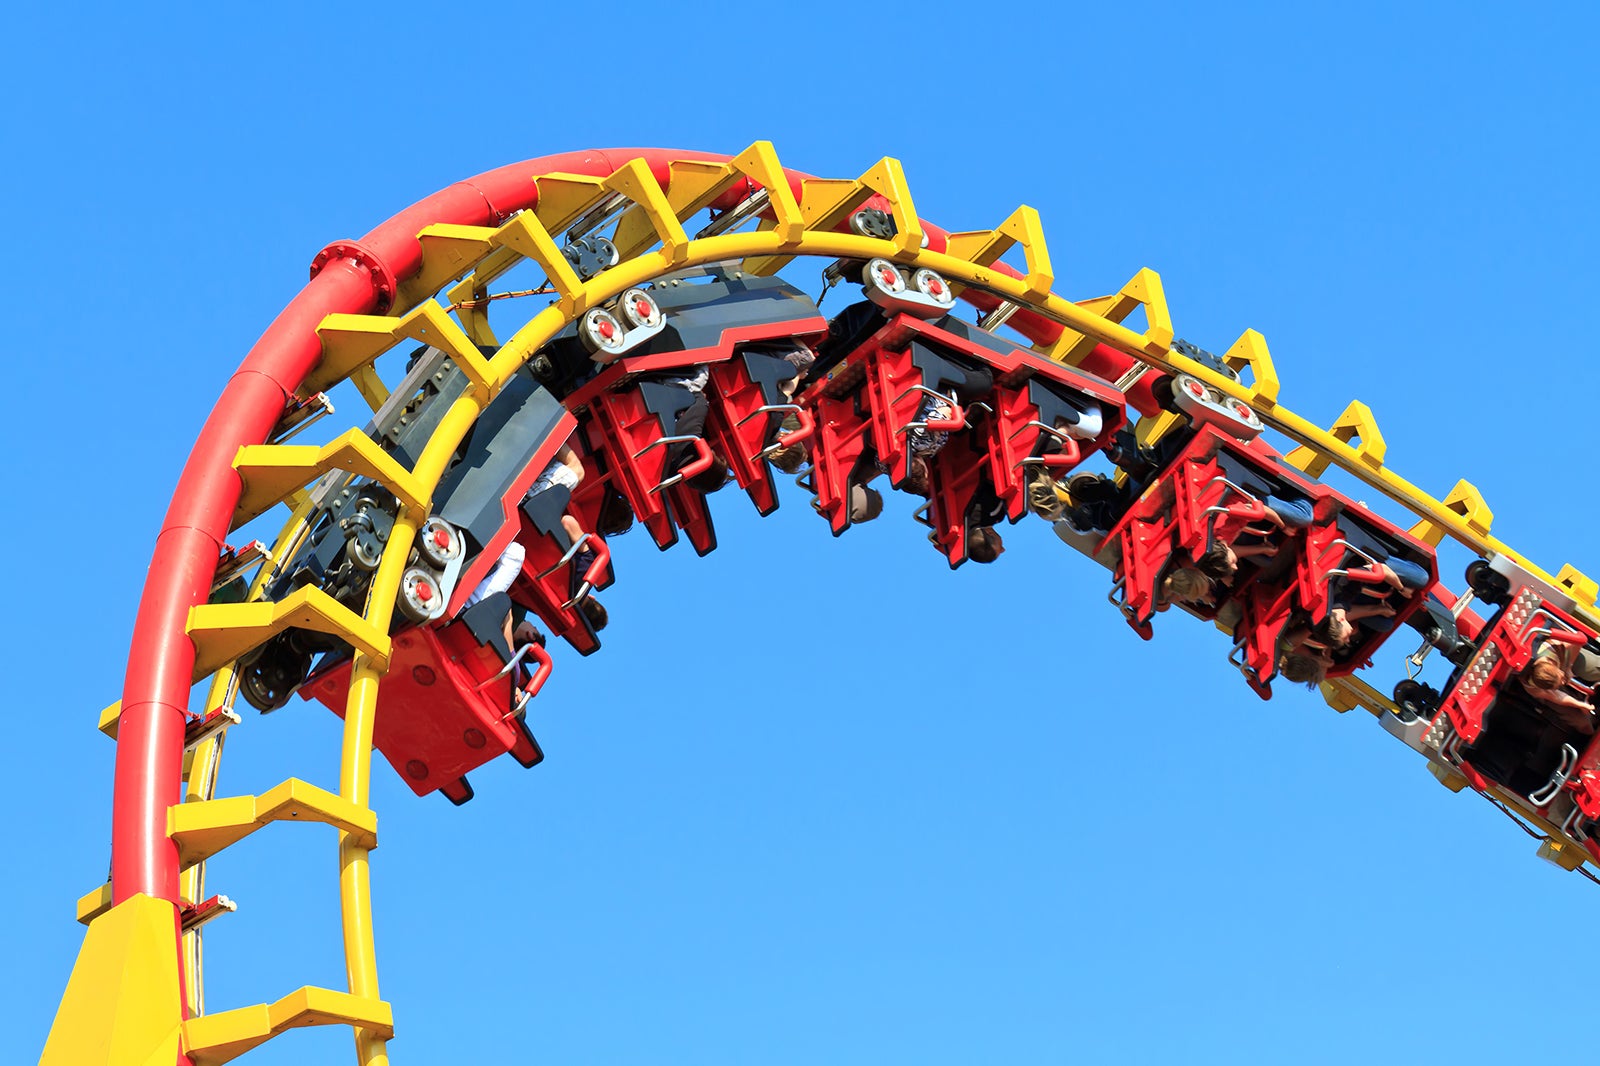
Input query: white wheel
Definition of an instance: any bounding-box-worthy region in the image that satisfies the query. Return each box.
[617,288,662,329]
[863,257,905,294]
[579,307,627,355]
[1223,396,1262,428]
[415,518,461,569]
[398,567,445,623]
[911,268,954,307]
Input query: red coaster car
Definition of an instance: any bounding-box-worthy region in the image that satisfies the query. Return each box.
[302,593,552,804]
[1419,584,1600,850]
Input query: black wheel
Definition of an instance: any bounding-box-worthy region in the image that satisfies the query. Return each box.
[1152,376,1181,414]
[1465,559,1512,607]
[237,636,312,713]
[1392,679,1439,723]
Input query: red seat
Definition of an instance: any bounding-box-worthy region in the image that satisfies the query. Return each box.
[702,349,814,518]
[510,485,612,654]
[573,374,712,551]
[1442,589,1593,747]
[302,611,552,804]
[804,365,876,535]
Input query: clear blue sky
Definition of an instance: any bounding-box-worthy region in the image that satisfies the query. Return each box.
[5,3,1598,1063]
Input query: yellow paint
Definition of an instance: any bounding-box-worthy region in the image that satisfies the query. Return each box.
[1283,399,1386,477]
[1221,329,1278,408]
[94,148,1600,1053]
[532,172,610,234]
[1536,838,1588,871]
[392,300,496,399]
[42,894,183,1066]
[182,985,393,1066]
[231,428,429,528]
[493,210,587,316]
[1428,762,1471,793]
[1407,479,1493,547]
[187,583,390,679]
[168,777,378,870]
[1047,268,1170,366]
[604,158,690,264]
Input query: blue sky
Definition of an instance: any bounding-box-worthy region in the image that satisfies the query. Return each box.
[6,3,1599,1063]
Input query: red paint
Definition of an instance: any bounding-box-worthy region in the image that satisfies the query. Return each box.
[106,148,1156,1054]
[305,619,545,799]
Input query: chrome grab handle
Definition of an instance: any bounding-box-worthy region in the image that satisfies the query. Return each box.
[1226,641,1258,682]
[1530,744,1580,807]
[1201,476,1262,517]
[735,402,802,428]
[893,385,964,434]
[1321,537,1383,579]
[537,531,591,579]
[633,434,713,493]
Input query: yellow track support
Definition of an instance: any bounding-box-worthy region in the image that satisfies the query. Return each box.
[42,895,184,1066]
[182,987,393,1066]
[187,584,390,678]
[92,141,1600,1064]
[167,778,377,870]
[232,428,428,528]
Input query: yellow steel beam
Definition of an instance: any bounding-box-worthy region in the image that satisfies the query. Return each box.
[187,584,390,679]
[76,882,114,926]
[305,315,399,399]
[396,222,503,310]
[167,777,378,871]
[1285,400,1387,476]
[391,300,495,398]
[1221,329,1279,408]
[1049,268,1173,365]
[348,365,389,412]
[604,158,690,265]
[232,427,428,528]
[168,149,1600,1048]
[532,172,611,234]
[99,699,120,739]
[1408,479,1493,547]
[181,986,393,1066]
[492,210,587,316]
[945,205,1053,298]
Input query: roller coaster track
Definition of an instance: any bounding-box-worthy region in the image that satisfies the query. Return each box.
[41,143,1600,1064]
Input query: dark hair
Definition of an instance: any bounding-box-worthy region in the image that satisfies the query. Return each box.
[904,455,931,498]
[1195,539,1234,581]
[967,526,1004,563]
[850,484,884,523]
[596,488,635,537]
[513,620,547,648]
[578,597,609,632]
[1278,653,1327,688]
[1310,614,1348,651]
[686,454,731,494]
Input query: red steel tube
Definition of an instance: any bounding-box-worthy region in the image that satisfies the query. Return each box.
[110,144,1151,939]
[110,150,725,906]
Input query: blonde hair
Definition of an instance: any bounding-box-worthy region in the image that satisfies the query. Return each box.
[1026,471,1066,521]
[1163,567,1212,604]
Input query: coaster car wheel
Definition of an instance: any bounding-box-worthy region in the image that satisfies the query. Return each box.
[1465,559,1511,608]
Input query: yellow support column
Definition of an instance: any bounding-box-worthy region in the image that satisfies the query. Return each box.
[42,894,184,1066]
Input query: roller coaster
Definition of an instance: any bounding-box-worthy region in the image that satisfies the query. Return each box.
[42,144,1600,1064]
